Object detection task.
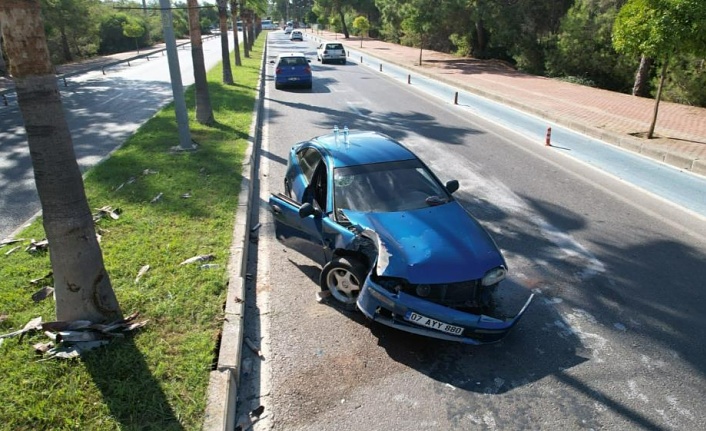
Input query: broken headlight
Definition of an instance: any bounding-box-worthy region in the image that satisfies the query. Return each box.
[481,266,507,286]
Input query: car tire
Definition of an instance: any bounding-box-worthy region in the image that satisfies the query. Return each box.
[320,256,367,309]
[341,59,346,65]
[305,82,312,89]
[275,82,281,90]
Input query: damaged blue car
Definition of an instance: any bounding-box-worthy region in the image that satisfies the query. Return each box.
[268,130,533,345]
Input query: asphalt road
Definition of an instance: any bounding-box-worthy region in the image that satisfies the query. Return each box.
[0,34,236,241]
[236,31,706,430]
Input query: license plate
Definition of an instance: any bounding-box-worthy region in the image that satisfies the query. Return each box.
[405,311,464,336]
[288,77,299,81]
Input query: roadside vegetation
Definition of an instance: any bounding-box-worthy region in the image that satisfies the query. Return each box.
[0,35,263,431]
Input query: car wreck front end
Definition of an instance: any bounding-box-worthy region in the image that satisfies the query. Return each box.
[343,206,534,345]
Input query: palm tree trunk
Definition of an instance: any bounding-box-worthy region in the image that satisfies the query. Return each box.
[217,0,234,84]
[241,9,249,58]
[188,0,214,125]
[0,0,121,323]
[648,58,668,139]
[230,0,241,66]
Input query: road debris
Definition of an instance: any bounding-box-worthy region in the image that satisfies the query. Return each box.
[93,206,121,222]
[5,246,20,255]
[25,239,49,253]
[199,264,219,269]
[142,169,159,176]
[1,238,24,247]
[244,337,264,359]
[1,312,148,359]
[181,192,192,198]
[150,192,163,203]
[134,265,150,283]
[31,286,54,303]
[29,272,53,285]
[179,254,215,265]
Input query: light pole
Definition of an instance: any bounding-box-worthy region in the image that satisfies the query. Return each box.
[159,0,193,150]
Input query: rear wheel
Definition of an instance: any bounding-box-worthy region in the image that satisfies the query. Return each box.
[341,59,346,65]
[320,256,367,309]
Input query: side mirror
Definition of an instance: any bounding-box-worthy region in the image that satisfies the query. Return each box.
[298,202,321,218]
[445,180,459,194]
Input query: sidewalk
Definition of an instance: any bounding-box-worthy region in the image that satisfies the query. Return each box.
[311,30,706,177]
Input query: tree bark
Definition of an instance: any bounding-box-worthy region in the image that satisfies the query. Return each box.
[246,11,254,51]
[241,9,249,58]
[0,32,7,75]
[632,55,653,97]
[230,0,241,66]
[217,0,234,84]
[0,0,121,323]
[648,58,668,139]
[188,0,214,125]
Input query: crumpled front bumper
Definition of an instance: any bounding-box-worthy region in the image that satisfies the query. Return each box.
[357,277,534,345]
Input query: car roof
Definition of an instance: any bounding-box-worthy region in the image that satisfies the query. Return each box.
[305,131,417,168]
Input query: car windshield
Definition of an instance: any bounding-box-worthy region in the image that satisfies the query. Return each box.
[334,160,450,213]
[279,57,307,66]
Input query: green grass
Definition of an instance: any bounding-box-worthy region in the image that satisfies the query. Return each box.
[0,35,264,431]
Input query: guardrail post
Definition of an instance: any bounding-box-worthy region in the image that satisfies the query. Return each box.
[454,92,458,105]
[360,56,363,63]
[379,64,382,72]
[407,74,411,84]
[102,67,105,75]
[62,77,67,87]
[2,94,7,106]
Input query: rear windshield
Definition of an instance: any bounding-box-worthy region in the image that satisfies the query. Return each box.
[326,44,343,50]
[279,57,308,66]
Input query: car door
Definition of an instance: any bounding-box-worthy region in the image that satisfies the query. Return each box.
[270,154,356,266]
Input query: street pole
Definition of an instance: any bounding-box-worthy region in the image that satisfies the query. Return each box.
[159,0,193,150]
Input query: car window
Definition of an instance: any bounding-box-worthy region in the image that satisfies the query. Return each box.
[333,160,449,213]
[326,44,343,50]
[297,147,323,183]
[279,56,308,66]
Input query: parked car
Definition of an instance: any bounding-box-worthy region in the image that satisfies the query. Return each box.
[268,130,534,344]
[271,53,312,89]
[290,30,303,41]
[317,42,346,64]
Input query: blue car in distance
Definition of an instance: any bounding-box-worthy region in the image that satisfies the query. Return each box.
[268,130,533,344]
[271,53,312,89]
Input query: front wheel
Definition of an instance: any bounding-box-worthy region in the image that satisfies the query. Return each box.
[320,256,367,309]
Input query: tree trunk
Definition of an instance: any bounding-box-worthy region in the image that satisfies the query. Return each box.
[0,0,121,323]
[648,58,668,139]
[475,19,486,54]
[230,0,241,66]
[247,12,254,51]
[217,0,234,84]
[339,9,349,38]
[632,55,653,97]
[188,0,214,125]
[59,22,72,62]
[241,10,249,58]
[0,33,7,75]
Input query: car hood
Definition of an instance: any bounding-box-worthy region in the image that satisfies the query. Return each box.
[341,202,505,284]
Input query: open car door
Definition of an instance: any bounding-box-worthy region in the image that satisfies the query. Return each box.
[269,193,328,266]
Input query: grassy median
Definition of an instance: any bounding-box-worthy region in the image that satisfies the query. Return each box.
[0,35,263,431]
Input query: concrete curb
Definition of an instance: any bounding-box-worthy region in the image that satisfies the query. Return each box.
[307,33,703,177]
[201,35,268,431]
